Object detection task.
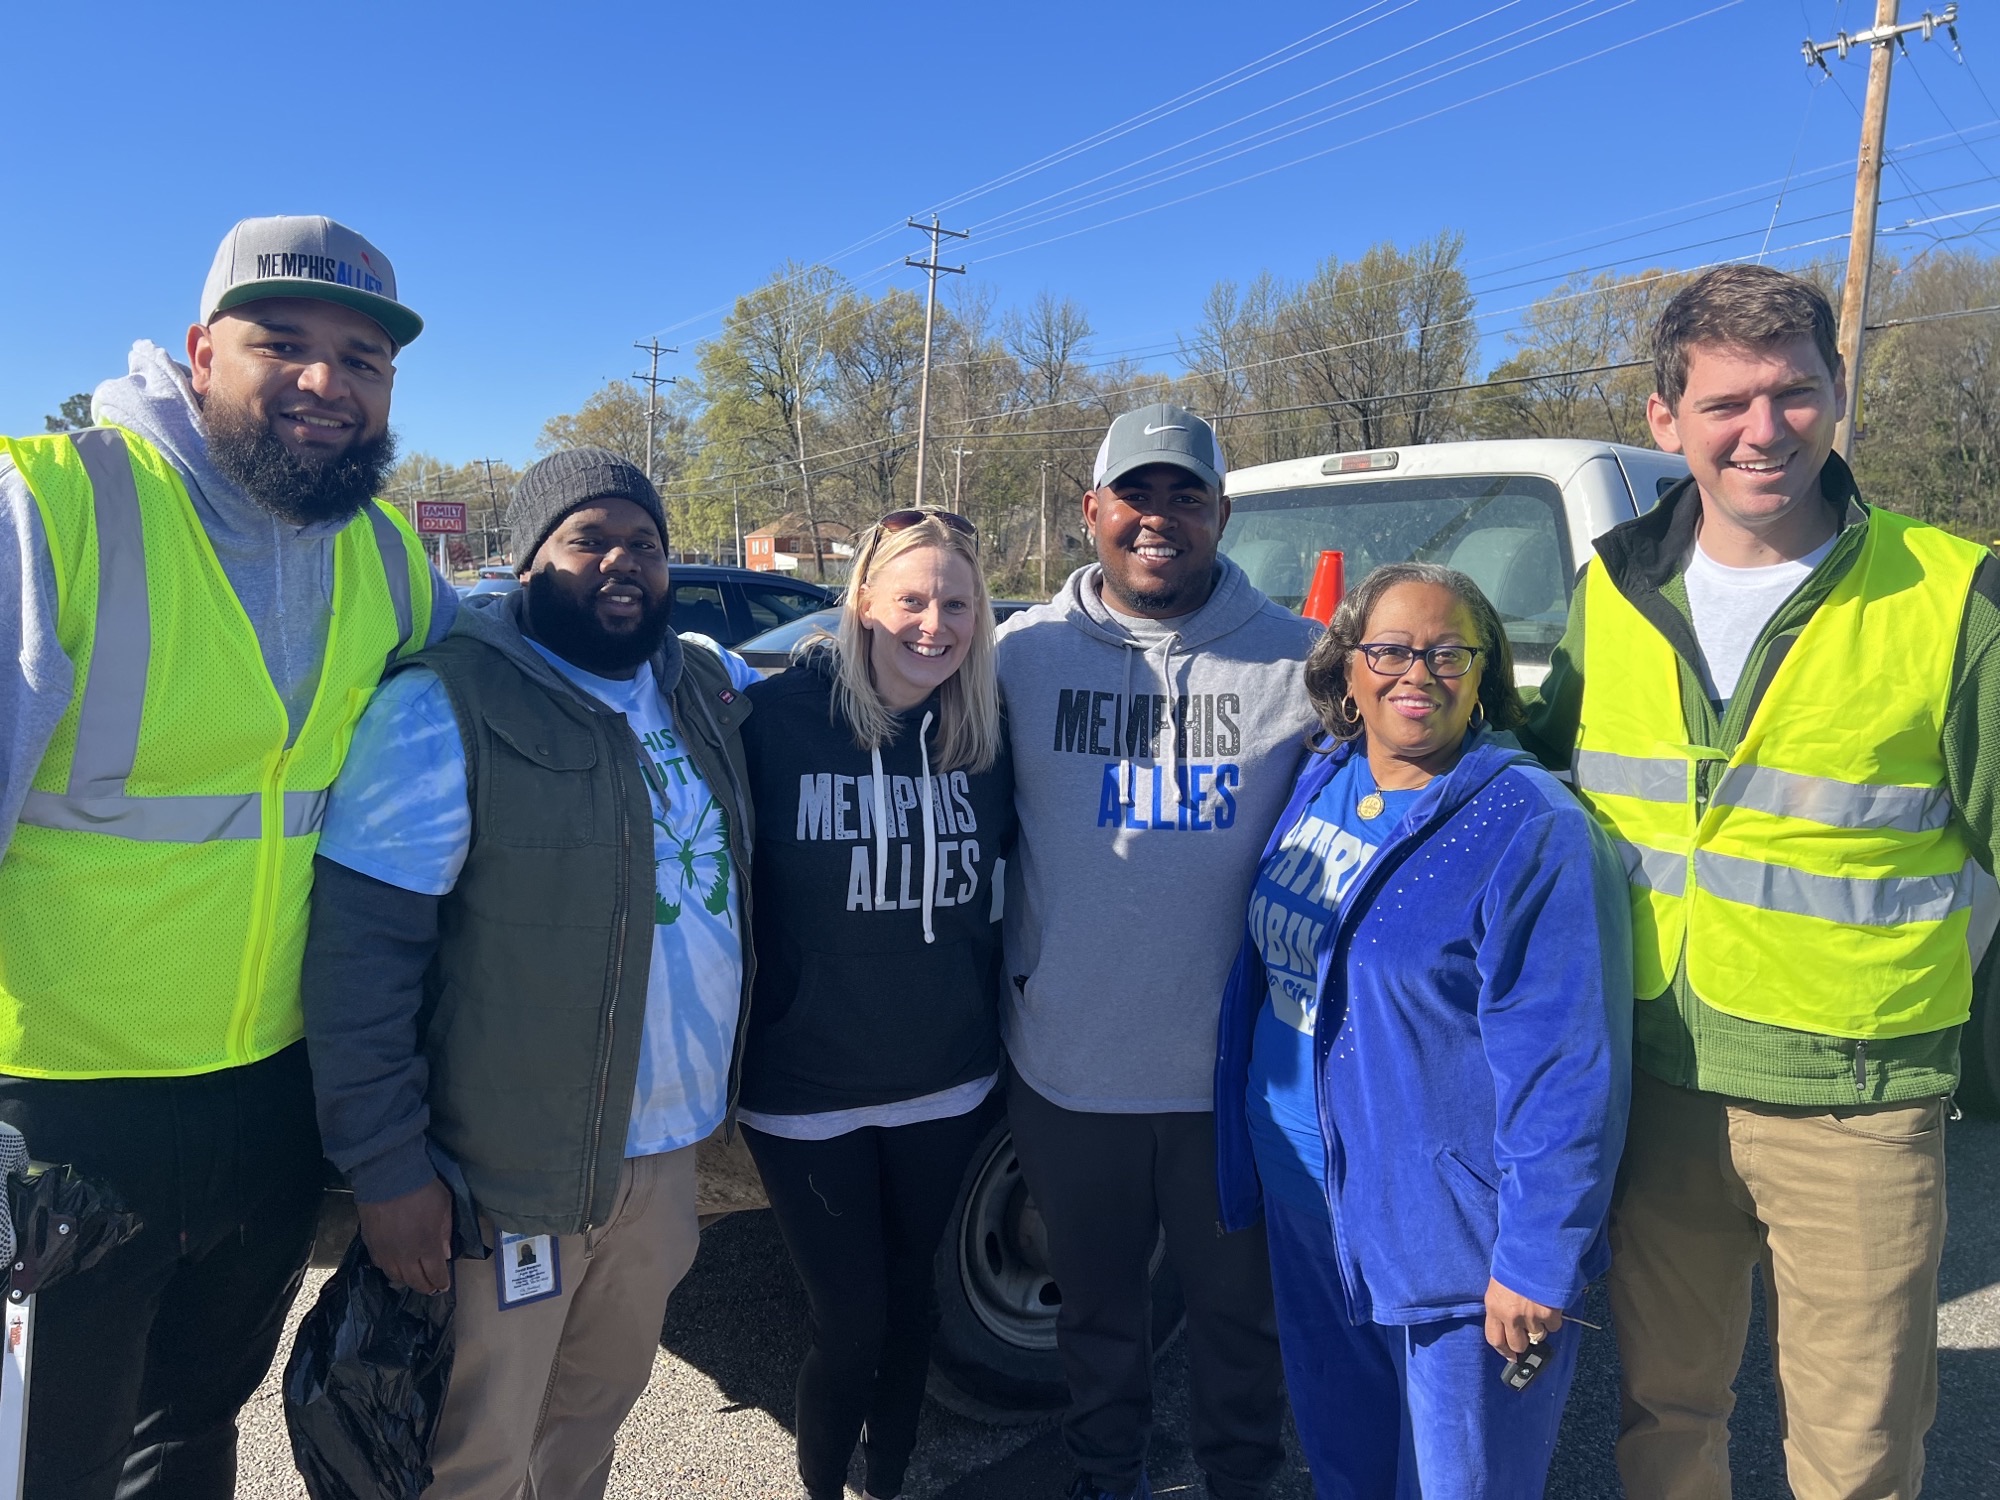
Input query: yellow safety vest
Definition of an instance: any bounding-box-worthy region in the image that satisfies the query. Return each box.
[0,426,432,1078]
[1573,508,1987,1039]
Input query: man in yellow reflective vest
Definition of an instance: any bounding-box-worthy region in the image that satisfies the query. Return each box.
[0,215,453,1499]
[1525,264,1999,1499]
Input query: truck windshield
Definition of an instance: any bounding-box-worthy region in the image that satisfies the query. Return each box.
[1220,474,1573,668]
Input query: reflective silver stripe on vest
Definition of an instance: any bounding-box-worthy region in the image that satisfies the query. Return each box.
[1712,764,1952,834]
[19,787,328,842]
[1573,749,1685,803]
[1695,848,1973,927]
[65,430,149,798]
[364,502,414,659]
[18,434,335,846]
[1613,839,1688,897]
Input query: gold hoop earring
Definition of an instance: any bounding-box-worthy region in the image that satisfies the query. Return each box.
[1340,694,1359,722]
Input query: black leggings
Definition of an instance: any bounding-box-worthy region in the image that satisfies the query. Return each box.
[744,1102,992,1500]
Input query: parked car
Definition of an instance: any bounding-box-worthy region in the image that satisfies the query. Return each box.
[457,565,521,599]
[664,566,835,647]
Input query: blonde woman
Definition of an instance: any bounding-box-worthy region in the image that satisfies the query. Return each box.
[737,509,1014,1500]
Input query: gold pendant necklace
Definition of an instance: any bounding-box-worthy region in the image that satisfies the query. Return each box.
[1357,791,1385,821]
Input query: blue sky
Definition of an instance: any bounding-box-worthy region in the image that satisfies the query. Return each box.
[8,1,2000,465]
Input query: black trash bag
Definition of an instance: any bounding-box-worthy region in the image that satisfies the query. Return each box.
[6,1162,143,1297]
[282,1235,455,1500]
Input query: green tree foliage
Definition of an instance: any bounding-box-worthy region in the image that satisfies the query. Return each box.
[1850,253,2000,541]
[43,392,93,432]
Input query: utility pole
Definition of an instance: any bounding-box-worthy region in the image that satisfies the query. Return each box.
[1038,460,1050,599]
[632,338,679,486]
[478,457,502,562]
[906,216,968,509]
[1805,3,1959,457]
[733,480,743,569]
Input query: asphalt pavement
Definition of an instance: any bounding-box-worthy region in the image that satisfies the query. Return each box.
[237,1115,2000,1498]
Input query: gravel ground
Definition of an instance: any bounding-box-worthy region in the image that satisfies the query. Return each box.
[237,1116,2000,1498]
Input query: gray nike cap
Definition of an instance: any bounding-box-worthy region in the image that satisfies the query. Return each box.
[1092,402,1227,492]
[200,215,423,349]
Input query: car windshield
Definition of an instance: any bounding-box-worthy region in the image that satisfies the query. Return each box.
[737,607,839,655]
[1220,474,1573,667]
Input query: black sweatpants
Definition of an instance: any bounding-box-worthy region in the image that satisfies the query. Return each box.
[1007,1072,1286,1500]
[0,1044,324,1500]
[744,1103,993,1500]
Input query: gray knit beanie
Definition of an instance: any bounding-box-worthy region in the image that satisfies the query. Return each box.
[508,447,668,568]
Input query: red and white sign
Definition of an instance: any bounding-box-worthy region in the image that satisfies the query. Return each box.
[416,501,467,535]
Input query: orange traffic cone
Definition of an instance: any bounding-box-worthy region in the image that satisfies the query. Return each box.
[1301,550,1345,624]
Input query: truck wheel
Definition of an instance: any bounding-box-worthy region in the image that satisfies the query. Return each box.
[1961,943,2000,1117]
[926,1115,1185,1423]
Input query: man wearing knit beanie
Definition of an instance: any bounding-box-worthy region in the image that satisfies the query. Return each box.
[301,447,760,1495]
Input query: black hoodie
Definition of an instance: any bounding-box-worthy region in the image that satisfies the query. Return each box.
[738,650,1015,1115]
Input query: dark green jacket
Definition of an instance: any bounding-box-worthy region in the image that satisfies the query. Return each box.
[1522,453,2000,1107]
[413,592,755,1235]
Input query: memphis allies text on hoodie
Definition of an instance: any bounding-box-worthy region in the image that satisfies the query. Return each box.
[997,555,1320,1114]
[737,650,1017,1116]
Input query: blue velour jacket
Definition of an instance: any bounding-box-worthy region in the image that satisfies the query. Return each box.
[1215,729,1635,1325]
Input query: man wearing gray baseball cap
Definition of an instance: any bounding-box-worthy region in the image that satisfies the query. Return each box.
[0,214,454,1499]
[995,403,1318,1499]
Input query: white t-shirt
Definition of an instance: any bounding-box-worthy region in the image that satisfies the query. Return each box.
[1684,535,1837,710]
[527,645,748,1157]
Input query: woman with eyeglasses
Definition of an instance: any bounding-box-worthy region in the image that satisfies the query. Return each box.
[1213,562,1633,1497]
[736,508,1013,1500]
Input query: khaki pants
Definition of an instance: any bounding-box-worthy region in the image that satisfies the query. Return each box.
[425,1145,702,1500]
[1610,1070,1947,1500]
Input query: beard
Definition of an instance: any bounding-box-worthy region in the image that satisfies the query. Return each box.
[205,398,399,527]
[524,568,674,676]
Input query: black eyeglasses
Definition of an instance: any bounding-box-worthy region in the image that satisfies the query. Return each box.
[1355,643,1484,679]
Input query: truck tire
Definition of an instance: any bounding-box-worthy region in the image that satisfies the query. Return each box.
[926,1115,1185,1423]
[1961,942,2000,1117]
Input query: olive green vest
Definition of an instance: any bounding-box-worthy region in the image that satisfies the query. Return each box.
[413,628,754,1236]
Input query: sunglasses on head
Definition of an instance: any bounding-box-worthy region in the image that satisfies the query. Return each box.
[873,507,979,550]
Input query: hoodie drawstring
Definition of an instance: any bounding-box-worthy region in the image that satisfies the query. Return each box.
[870,713,938,943]
[870,744,891,910]
[1119,646,1137,807]
[917,711,937,946]
[1118,635,1182,811]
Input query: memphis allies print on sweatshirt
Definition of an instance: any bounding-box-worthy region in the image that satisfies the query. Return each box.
[793,769,988,913]
[1048,685,1243,830]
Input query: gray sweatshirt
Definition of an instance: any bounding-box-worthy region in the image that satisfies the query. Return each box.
[996,556,1320,1112]
[0,341,456,862]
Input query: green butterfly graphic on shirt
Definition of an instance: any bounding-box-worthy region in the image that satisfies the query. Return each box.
[654,798,732,926]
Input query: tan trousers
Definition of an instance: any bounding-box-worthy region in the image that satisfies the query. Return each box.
[425,1145,702,1500]
[1609,1070,1947,1500]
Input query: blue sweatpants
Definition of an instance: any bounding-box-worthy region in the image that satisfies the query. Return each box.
[1263,1193,1579,1500]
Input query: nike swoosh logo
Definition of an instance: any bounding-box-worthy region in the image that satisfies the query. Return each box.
[1142,423,1186,436]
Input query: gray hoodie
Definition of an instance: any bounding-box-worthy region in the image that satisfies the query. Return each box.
[0,340,456,861]
[996,556,1321,1112]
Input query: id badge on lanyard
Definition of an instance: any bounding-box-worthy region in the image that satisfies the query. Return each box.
[495,1232,561,1311]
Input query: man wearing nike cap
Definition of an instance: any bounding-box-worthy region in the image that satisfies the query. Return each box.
[0,214,453,1498]
[995,404,1318,1500]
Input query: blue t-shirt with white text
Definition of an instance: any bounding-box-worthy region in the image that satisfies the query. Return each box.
[1244,754,1418,1212]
